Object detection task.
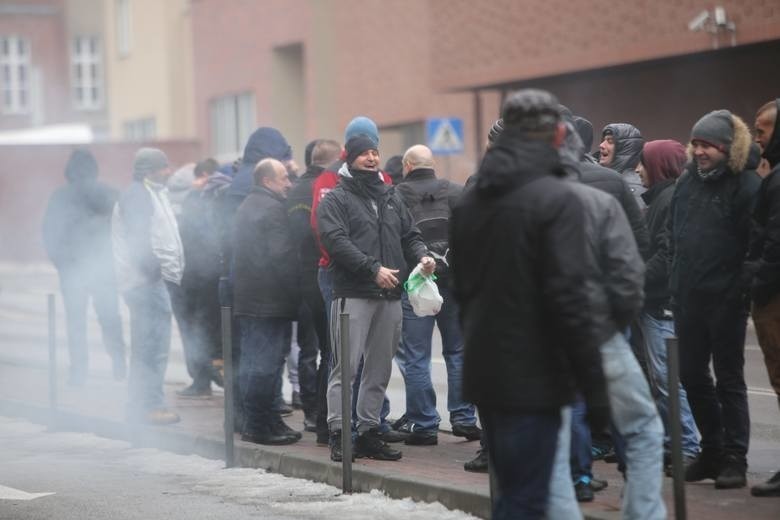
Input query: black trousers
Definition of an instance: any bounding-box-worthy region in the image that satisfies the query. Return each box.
[675,295,750,459]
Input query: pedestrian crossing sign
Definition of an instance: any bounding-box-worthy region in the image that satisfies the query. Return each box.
[426,118,464,155]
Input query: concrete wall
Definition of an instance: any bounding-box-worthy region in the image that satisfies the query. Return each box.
[0,140,201,262]
[103,0,194,139]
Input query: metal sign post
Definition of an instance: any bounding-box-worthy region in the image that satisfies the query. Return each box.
[221,306,235,468]
[47,293,57,411]
[339,312,352,493]
[666,337,687,520]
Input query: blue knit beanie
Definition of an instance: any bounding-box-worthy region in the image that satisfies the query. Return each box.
[345,116,379,147]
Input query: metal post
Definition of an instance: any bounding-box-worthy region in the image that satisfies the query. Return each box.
[666,337,687,520]
[47,293,57,411]
[339,312,352,493]
[221,306,235,468]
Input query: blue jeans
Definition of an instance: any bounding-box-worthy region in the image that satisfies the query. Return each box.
[569,397,592,483]
[125,280,172,417]
[640,313,700,457]
[481,407,561,520]
[601,333,666,520]
[400,287,475,430]
[238,316,292,434]
[546,406,582,519]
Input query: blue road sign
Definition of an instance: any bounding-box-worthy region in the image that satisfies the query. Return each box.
[426,117,464,155]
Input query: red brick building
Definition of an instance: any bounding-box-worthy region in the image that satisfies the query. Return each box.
[190,0,780,181]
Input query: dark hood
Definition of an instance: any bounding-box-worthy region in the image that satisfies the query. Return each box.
[746,142,762,171]
[475,128,564,197]
[229,127,292,200]
[641,140,686,187]
[64,149,98,183]
[559,118,586,179]
[603,123,644,173]
[573,116,594,154]
[763,98,780,168]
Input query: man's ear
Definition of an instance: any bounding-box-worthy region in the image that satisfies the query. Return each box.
[553,122,567,149]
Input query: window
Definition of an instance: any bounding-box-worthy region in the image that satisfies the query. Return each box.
[123,117,156,141]
[210,92,256,157]
[72,36,103,110]
[0,35,30,114]
[116,0,132,57]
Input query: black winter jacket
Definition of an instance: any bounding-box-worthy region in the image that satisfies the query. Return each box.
[579,161,650,259]
[316,171,428,300]
[232,187,299,318]
[178,189,221,287]
[450,135,608,413]
[640,179,675,314]
[748,98,780,305]
[42,177,117,272]
[287,165,325,285]
[669,163,760,304]
[395,168,462,282]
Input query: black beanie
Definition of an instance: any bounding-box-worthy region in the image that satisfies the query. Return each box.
[691,110,733,154]
[345,134,377,166]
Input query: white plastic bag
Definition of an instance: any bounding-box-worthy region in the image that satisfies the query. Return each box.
[404,264,443,317]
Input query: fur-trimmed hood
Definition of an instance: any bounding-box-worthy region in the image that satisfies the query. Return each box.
[686,111,752,174]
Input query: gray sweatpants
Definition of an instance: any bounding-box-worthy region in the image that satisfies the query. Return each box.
[326,297,402,433]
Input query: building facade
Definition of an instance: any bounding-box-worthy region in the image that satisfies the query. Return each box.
[191,0,780,181]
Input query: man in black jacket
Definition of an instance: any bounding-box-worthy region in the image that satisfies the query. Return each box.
[317,134,433,462]
[393,144,479,446]
[42,149,126,385]
[669,109,760,489]
[287,139,341,443]
[233,158,300,445]
[749,98,780,497]
[450,89,609,519]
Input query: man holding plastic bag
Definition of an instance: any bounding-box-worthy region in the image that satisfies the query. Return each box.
[316,134,434,462]
[394,145,481,446]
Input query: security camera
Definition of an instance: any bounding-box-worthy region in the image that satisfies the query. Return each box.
[714,6,727,26]
[688,9,710,31]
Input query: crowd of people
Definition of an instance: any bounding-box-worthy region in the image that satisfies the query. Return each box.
[41,90,780,519]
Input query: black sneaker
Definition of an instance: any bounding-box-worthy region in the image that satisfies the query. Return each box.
[355,428,402,461]
[391,415,409,431]
[405,429,438,446]
[575,480,594,502]
[751,470,780,497]
[715,454,747,489]
[464,448,488,473]
[329,430,354,462]
[241,428,298,446]
[665,454,697,477]
[276,403,294,417]
[452,422,482,441]
[684,452,720,482]
[271,417,302,441]
[303,414,318,433]
[376,428,409,443]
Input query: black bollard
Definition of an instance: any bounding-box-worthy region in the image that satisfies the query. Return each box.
[47,293,57,411]
[666,337,687,520]
[339,312,352,494]
[222,306,235,468]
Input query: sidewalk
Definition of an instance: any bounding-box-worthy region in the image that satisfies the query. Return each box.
[1,360,778,519]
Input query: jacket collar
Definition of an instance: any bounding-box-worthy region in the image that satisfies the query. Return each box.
[403,168,436,182]
[251,185,285,203]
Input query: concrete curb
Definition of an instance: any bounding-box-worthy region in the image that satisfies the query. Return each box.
[0,398,618,520]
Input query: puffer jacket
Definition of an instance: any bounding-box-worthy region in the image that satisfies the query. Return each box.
[602,123,646,207]
[316,168,428,300]
[451,130,608,413]
[669,113,760,304]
